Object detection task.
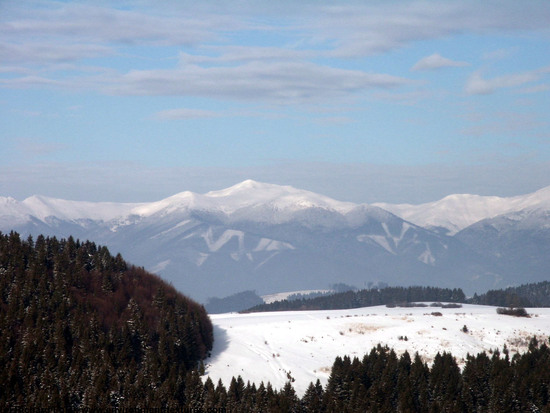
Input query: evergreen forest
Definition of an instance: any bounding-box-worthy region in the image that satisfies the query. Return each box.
[0,231,213,409]
[245,281,550,314]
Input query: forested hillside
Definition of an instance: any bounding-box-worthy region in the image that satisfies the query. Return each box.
[0,231,213,409]
[245,286,466,313]
[470,281,550,307]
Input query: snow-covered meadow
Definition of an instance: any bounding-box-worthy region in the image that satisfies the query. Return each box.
[204,304,550,396]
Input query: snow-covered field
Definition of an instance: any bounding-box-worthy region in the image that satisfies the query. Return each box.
[204,304,550,396]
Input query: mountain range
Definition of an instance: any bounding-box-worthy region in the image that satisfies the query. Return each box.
[1,180,549,302]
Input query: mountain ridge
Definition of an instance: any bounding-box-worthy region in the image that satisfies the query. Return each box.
[374,185,550,235]
[2,180,549,302]
[4,180,549,232]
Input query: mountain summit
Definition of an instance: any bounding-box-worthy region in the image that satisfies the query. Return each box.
[130,179,360,227]
[1,181,550,302]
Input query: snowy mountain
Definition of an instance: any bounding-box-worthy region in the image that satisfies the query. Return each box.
[1,180,550,302]
[374,186,550,235]
[205,304,550,396]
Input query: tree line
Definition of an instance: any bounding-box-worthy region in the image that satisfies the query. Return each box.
[244,281,550,314]
[244,286,467,313]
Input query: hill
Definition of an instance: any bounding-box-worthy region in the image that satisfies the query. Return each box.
[0,231,213,409]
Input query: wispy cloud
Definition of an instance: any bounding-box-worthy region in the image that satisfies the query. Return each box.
[0,42,113,64]
[309,2,550,58]
[3,2,548,82]
[106,62,411,104]
[411,53,469,71]
[0,3,231,46]
[154,108,223,120]
[465,67,550,95]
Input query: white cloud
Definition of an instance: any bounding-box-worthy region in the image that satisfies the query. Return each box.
[411,53,469,71]
[106,62,411,104]
[0,3,230,46]
[310,2,550,58]
[3,2,549,68]
[2,1,549,105]
[0,75,66,89]
[465,67,550,95]
[178,47,314,65]
[154,108,223,120]
[0,41,113,64]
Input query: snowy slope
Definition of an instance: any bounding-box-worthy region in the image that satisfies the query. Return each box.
[374,185,550,235]
[204,304,550,396]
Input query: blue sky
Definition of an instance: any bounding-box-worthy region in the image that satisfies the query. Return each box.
[1,0,549,203]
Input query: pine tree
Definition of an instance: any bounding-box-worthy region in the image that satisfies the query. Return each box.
[302,380,324,412]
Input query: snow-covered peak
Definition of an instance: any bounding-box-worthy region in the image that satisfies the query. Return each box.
[131,180,360,225]
[4,182,550,233]
[207,180,358,214]
[21,195,141,222]
[207,179,267,196]
[0,197,31,223]
[1,181,366,228]
[374,185,550,235]
[130,191,198,217]
[0,196,23,212]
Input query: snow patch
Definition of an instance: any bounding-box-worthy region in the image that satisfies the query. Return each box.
[196,252,209,266]
[418,244,435,265]
[254,238,295,252]
[202,228,245,252]
[357,234,395,254]
[150,220,192,239]
[150,260,171,273]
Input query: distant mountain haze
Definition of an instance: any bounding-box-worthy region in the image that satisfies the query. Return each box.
[2,180,549,302]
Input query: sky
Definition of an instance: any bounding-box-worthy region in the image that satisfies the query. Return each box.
[1,0,549,204]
